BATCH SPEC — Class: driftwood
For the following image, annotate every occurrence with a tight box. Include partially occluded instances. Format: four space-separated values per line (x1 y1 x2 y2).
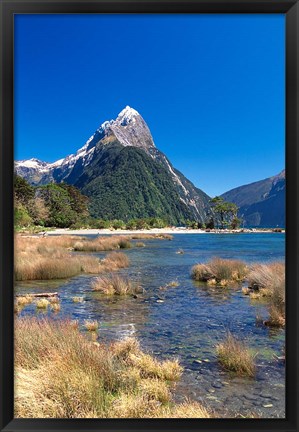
16 292 58 298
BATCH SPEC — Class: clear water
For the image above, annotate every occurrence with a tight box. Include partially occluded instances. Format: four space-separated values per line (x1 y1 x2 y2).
15 233 285 418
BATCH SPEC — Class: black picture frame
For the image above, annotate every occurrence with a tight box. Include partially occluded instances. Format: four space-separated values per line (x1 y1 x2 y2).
0 0 298 431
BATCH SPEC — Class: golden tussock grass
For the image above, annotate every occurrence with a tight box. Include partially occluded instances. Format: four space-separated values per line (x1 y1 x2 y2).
191 264 213 282
16 296 33 306
191 258 247 284
135 242 145 248
84 320 99 331
49 296 60 304
130 234 173 240
102 252 130 271
155 400 211 418
247 262 285 327
35 299 49 309
91 274 142 296
216 332 256 378
50 303 61 312
160 280 179 290
72 296 84 303
73 236 132 252
14 318 207 418
14 235 130 281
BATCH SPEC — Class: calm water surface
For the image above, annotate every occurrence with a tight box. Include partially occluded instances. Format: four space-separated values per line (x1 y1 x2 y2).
16 233 285 418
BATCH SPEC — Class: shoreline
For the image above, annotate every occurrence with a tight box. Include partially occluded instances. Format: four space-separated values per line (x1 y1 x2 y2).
45 227 285 236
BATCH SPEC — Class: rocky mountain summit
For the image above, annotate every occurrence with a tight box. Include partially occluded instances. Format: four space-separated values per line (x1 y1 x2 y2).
16 106 211 223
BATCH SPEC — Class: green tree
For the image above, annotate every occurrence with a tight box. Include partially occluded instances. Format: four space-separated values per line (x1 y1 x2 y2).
210 196 238 229
59 183 89 218
36 184 77 228
14 174 34 205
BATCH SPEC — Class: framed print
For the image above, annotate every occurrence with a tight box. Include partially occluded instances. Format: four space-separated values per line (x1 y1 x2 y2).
0 0 298 431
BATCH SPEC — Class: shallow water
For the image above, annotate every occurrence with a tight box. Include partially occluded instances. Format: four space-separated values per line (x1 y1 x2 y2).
15 233 285 418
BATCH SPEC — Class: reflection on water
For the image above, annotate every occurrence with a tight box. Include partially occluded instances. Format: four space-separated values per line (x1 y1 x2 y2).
15 233 285 418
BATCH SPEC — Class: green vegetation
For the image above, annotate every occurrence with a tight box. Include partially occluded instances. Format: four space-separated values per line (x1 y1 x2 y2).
14 318 211 418
216 333 256 377
78 145 194 225
209 196 241 230
14 175 89 229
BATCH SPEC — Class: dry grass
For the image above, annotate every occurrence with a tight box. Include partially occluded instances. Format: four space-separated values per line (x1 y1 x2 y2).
35 299 49 309
72 296 84 303
191 258 247 284
92 274 142 296
73 236 132 252
16 296 33 306
155 400 211 418
135 242 145 248
102 252 130 270
15 235 131 281
130 234 173 240
216 333 256 377
50 303 61 312
191 264 213 282
84 320 99 332
14 318 207 418
160 280 179 290
49 296 60 304
248 262 285 293
247 262 285 327
208 258 248 282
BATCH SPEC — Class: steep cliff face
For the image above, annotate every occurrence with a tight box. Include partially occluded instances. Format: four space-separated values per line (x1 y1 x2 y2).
15 106 211 223
222 170 285 227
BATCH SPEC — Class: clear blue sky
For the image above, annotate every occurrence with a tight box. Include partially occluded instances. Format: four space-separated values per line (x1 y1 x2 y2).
14 14 285 196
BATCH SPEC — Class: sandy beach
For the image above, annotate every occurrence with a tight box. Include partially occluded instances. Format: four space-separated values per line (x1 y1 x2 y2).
46 227 283 236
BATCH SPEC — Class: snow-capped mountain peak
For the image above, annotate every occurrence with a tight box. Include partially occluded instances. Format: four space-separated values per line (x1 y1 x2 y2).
115 106 140 125
15 105 156 183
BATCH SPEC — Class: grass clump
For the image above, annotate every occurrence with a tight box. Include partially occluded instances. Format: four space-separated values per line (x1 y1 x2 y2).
160 280 179 290
247 262 285 327
191 258 247 285
73 236 132 252
35 299 49 309
16 295 33 306
191 264 213 282
72 296 84 303
216 333 256 377
50 303 61 312
92 274 142 296
102 252 130 271
84 320 99 332
14 318 207 418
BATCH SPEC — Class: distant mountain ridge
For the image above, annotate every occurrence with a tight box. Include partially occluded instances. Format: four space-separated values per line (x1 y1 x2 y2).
15 106 211 224
221 170 285 227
